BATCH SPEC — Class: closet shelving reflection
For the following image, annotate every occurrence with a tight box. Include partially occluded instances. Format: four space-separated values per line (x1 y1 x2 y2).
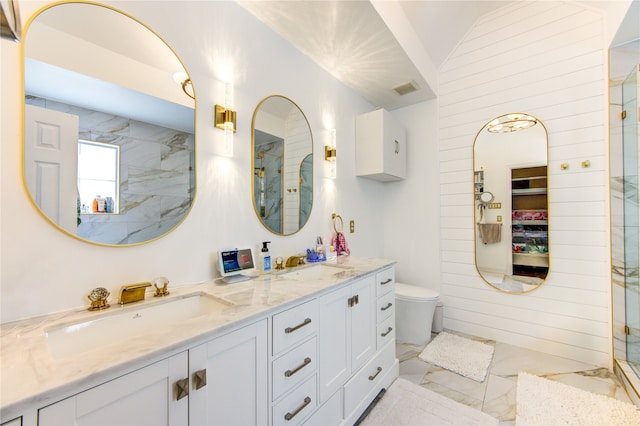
511 166 548 277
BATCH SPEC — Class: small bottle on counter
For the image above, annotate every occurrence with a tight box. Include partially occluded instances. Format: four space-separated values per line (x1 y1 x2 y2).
259 241 271 274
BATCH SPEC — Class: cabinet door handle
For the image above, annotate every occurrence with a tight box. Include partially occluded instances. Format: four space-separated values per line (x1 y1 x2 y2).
285 357 312 377
284 396 312 421
381 302 393 311
194 369 207 390
348 296 354 307
394 140 400 154
381 327 393 337
380 278 393 285
354 294 359 305
285 318 312 334
368 366 383 381
175 378 189 400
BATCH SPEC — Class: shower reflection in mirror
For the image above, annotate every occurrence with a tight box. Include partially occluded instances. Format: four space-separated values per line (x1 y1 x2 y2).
473 113 548 293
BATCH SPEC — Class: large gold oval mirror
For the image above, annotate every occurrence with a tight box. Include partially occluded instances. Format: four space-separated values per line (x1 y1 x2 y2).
252 95 313 235
23 2 195 246
473 113 548 293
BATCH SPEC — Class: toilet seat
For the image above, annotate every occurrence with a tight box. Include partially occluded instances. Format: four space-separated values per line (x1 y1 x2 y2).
395 282 439 301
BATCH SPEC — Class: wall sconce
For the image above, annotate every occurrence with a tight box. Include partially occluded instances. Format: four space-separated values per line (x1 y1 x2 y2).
214 82 236 156
173 71 194 99
325 129 337 178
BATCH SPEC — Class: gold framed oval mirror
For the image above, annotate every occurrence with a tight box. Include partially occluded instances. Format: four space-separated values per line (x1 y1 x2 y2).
473 113 548 293
252 95 313 235
22 2 195 246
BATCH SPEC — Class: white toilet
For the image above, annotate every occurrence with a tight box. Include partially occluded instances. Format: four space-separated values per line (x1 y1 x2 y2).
395 282 440 345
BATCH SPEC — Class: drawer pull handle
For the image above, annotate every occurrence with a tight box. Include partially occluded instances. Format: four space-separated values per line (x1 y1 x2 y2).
285 357 312 377
368 366 383 381
285 318 311 334
284 396 312 421
175 378 189 401
381 302 393 311
380 278 393 285
194 369 207 390
381 327 393 337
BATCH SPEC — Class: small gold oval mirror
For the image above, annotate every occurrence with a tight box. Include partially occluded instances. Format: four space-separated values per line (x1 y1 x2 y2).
22 2 195 246
252 95 313 235
474 113 548 293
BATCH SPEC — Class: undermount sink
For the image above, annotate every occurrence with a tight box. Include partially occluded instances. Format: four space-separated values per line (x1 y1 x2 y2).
46 293 232 358
279 263 353 281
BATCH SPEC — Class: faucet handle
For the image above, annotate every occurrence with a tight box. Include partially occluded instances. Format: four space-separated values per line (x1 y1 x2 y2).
153 277 170 297
88 287 110 311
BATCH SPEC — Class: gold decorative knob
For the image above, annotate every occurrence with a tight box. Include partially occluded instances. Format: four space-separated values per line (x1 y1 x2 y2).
87 287 110 311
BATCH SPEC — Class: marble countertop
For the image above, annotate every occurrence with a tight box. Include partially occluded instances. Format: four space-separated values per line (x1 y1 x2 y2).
0 256 394 419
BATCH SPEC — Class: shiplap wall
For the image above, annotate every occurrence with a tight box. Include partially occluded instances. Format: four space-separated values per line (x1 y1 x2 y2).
438 1 610 366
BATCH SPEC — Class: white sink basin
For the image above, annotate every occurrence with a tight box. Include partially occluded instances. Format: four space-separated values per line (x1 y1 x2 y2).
279 264 353 281
46 293 232 358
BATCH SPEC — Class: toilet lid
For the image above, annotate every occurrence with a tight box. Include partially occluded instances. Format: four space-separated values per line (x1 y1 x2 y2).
395 282 439 301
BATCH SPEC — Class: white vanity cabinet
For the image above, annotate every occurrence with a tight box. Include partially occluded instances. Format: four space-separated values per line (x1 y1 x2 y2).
355 109 407 182
2 260 398 426
189 319 268 426
318 275 376 404
38 351 189 425
37 319 268 426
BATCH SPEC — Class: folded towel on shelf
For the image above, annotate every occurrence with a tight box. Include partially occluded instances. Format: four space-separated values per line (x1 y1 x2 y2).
478 223 502 244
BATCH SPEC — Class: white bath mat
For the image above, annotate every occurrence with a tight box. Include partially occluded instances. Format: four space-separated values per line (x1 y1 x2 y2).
360 378 499 426
516 372 640 425
419 332 494 382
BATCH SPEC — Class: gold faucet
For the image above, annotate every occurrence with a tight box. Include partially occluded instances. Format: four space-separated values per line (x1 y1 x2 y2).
119 282 151 305
285 255 306 268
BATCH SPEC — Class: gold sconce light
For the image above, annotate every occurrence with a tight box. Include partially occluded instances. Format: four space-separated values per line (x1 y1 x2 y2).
215 82 236 156
326 128 337 178
214 105 236 133
325 146 336 161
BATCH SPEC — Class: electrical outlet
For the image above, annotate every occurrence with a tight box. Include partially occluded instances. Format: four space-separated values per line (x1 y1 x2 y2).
350 220 355 233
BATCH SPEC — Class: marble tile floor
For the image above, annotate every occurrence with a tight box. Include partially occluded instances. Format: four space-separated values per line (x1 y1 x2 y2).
397 331 634 425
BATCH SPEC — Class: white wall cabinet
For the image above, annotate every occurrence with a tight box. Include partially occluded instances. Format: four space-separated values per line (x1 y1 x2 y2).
355 109 407 182
38 319 267 426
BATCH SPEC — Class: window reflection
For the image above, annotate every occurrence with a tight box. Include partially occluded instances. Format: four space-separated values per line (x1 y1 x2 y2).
78 140 119 214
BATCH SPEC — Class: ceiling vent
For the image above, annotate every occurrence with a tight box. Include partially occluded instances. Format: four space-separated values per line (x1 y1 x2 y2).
393 80 420 96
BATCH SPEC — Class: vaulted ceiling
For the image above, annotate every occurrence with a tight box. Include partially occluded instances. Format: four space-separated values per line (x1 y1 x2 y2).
238 0 639 111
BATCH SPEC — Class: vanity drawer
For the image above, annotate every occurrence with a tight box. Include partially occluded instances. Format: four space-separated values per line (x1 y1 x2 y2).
375 268 394 297
377 315 395 349
272 374 317 426
273 299 319 355
376 291 395 324
273 337 317 401
344 340 395 418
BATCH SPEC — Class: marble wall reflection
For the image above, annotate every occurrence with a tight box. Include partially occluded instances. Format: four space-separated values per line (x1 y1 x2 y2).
299 155 312 228
254 139 283 234
26 96 195 245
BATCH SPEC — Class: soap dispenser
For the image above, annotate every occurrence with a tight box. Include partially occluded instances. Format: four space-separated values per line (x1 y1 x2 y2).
259 241 271 274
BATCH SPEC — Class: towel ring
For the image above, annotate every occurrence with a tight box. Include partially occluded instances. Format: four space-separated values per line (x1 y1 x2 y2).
333 214 344 233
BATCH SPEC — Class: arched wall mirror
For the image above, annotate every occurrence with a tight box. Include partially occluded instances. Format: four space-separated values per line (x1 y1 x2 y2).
252 95 313 235
473 113 549 293
23 1 195 246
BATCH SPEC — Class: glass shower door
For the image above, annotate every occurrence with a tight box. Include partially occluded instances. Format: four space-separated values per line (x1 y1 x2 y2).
623 65 640 376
